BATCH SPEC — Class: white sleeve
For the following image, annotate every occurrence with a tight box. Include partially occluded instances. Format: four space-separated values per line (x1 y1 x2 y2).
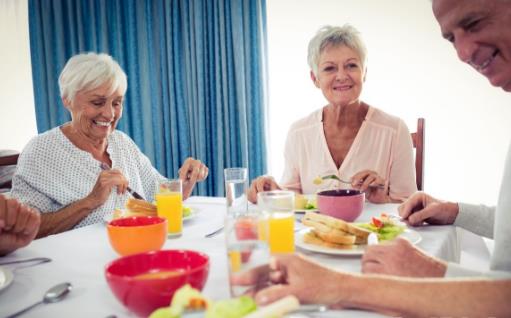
455 203 495 238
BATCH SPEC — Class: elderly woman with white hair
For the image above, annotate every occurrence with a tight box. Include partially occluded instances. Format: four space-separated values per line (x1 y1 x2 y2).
248 25 416 203
11 52 208 238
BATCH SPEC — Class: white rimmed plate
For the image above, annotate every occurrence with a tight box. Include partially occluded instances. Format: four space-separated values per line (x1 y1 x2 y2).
0 266 14 293
103 206 199 224
295 228 422 256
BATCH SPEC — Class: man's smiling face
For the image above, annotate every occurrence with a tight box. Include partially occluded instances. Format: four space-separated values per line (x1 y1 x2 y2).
433 0 511 91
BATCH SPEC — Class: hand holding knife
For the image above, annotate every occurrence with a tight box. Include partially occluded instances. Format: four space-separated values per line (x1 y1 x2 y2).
99 163 146 201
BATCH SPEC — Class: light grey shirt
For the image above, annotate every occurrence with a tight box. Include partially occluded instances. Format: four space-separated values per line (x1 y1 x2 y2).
445 142 511 278
11 127 166 228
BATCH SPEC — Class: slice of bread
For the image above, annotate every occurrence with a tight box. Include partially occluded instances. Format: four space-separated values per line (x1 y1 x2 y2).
312 229 356 245
125 198 157 216
304 211 350 232
303 231 355 250
303 211 372 245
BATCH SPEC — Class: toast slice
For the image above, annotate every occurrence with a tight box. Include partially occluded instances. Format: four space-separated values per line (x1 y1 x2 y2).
303 231 355 250
125 198 157 216
303 211 372 245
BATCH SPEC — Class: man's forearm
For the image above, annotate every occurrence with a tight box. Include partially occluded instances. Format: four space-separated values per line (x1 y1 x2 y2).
340 274 511 317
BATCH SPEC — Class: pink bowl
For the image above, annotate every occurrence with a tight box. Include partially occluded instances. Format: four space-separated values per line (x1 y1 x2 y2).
317 189 365 222
105 249 210 317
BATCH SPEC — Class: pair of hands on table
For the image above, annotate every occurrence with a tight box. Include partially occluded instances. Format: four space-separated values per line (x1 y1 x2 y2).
233 192 461 307
231 253 347 307
86 157 208 209
247 170 390 204
362 192 459 277
0 194 40 256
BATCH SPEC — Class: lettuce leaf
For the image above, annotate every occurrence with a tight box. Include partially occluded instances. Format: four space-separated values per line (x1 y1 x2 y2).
355 223 405 241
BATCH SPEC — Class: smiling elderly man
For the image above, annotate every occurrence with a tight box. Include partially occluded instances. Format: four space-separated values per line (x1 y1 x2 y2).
362 0 511 279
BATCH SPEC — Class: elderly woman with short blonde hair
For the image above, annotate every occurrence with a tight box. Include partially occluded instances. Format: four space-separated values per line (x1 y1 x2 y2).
12 53 208 237
248 25 416 203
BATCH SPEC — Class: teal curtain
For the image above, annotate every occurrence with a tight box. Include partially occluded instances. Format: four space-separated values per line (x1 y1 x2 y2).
28 0 268 196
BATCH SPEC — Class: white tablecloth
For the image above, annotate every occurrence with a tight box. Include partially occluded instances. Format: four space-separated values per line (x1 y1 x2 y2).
0 196 460 318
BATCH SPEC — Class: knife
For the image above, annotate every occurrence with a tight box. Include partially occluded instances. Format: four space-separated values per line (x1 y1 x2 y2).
99 163 146 201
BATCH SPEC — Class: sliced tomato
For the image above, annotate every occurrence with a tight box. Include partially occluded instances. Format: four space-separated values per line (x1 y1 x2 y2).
372 217 384 229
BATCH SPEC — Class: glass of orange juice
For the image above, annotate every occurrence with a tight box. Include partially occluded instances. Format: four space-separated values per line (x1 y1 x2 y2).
257 191 295 254
156 179 182 237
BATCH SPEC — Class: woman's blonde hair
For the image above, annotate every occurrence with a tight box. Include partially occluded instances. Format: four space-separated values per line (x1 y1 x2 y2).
307 24 367 76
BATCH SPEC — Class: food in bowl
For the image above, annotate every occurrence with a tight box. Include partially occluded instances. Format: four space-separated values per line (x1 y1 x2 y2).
105 250 210 317
107 216 167 256
316 189 364 222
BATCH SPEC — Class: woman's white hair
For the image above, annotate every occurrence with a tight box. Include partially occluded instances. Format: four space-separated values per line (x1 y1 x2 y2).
59 52 127 101
307 24 367 76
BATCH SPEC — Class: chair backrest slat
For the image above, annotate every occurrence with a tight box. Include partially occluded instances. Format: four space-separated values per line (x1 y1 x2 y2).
411 118 425 191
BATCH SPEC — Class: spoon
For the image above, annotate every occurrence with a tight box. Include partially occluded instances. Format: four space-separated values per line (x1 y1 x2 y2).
6 282 72 318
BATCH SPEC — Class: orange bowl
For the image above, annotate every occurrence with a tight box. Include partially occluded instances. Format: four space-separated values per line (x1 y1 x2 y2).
107 216 167 256
105 249 210 317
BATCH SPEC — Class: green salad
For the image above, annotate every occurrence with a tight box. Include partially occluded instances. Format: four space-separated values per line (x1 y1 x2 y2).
355 214 405 241
182 206 192 217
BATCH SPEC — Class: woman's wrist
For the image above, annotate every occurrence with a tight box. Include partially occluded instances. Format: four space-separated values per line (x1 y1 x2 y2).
82 195 101 210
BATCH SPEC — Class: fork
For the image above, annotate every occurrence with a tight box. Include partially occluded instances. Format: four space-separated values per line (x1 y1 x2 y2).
321 174 385 189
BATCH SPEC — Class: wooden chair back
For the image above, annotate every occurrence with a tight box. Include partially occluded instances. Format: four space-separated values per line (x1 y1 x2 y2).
0 153 19 190
410 118 425 191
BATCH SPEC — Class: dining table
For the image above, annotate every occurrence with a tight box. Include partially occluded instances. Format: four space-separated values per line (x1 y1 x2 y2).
0 196 460 318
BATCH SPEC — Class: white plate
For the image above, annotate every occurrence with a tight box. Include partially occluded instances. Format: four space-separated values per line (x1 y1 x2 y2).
103 206 199 224
295 228 422 256
0 266 14 293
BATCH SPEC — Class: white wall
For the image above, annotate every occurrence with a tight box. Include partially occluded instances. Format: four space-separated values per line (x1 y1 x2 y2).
0 0 37 152
266 0 511 205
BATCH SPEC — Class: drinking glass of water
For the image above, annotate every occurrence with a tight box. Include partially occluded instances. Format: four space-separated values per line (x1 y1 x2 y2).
226 211 269 297
224 168 248 216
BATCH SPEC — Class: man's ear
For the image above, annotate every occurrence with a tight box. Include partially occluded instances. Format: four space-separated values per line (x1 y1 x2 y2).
310 70 320 88
62 97 71 109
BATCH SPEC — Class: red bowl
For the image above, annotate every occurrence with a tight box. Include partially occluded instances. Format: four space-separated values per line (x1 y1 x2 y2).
317 189 365 222
105 249 210 317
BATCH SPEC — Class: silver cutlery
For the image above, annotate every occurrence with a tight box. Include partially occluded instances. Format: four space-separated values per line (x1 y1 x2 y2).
205 226 224 238
321 174 385 189
100 163 146 201
0 257 51 267
6 282 72 318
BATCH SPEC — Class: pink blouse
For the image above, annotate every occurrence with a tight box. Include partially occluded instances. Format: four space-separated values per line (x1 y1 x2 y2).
280 106 417 202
